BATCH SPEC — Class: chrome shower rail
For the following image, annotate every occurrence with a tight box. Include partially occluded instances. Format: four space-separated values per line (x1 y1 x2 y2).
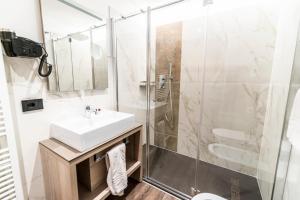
115 0 187 21
145 6 152 180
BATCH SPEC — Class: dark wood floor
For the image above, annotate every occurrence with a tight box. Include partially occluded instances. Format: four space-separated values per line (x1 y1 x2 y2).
107 179 178 200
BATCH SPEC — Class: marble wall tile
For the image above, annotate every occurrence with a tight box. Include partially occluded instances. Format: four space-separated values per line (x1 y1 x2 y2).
177 17 204 158
177 3 278 178
177 82 202 158
116 14 152 145
204 5 277 84
116 15 147 104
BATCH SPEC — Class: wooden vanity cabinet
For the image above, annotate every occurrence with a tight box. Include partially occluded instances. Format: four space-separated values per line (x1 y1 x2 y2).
39 124 143 200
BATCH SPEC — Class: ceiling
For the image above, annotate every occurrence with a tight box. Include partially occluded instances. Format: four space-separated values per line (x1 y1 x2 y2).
72 0 177 19
41 0 178 35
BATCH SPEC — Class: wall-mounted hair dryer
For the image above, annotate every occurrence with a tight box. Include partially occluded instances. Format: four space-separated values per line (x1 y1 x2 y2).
0 30 52 77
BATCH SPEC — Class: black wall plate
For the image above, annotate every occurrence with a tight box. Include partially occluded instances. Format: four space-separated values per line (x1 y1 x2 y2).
21 99 43 112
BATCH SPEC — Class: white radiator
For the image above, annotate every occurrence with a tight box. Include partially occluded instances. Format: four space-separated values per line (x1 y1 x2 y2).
0 49 24 199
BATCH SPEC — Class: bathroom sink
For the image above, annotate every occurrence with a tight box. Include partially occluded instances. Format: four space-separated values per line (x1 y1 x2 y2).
50 110 136 152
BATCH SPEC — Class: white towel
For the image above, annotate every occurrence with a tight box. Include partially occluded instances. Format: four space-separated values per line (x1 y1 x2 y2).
105 143 127 196
287 89 300 149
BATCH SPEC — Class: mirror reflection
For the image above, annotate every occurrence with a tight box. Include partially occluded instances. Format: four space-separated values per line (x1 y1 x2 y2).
41 0 108 92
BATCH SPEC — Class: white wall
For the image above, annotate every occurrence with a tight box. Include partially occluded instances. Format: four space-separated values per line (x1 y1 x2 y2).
0 0 114 199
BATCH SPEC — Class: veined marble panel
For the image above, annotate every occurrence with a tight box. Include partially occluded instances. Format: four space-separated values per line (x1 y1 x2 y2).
177 17 204 158
204 5 276 84
153 22 182 152
116 14 151 145
177 3 277 177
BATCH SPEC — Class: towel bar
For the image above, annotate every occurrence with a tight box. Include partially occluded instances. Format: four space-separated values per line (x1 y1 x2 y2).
94 139 130 162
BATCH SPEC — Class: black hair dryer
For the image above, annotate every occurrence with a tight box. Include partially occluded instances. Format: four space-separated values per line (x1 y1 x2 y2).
0 30 52 77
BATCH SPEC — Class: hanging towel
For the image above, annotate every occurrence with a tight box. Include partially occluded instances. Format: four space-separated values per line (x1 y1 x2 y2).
105 143 127 196
287 89 300 149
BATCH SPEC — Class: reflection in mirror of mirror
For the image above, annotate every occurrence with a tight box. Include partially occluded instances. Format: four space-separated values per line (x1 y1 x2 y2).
40 0 108 92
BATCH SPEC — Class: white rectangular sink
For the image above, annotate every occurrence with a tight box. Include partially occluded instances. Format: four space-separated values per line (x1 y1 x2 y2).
50 110 136 152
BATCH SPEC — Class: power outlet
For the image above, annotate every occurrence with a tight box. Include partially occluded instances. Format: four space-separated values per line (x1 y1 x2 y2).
21 99 43 112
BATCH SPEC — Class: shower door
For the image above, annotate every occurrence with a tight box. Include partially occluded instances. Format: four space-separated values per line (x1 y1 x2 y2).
145 0 280 200
193 1 278 199
115 0 282 199
145 1 206 198
114 1 203 197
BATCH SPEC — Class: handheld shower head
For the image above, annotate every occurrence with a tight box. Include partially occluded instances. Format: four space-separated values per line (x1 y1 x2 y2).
168 63 173 80
164 62 174 129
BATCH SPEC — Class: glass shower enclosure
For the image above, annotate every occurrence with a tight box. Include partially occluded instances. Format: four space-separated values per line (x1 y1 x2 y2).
115 0 293 199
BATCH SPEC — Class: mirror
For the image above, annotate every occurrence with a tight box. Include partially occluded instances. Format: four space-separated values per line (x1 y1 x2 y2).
40 0 108 92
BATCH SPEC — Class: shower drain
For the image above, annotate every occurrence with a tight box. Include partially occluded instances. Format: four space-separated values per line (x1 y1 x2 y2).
230 178 241 200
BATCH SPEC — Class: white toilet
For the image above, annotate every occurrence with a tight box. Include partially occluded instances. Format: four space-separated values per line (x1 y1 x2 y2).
192 193 227 200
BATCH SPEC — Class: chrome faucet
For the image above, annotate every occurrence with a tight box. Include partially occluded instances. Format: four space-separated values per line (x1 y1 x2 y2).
85 105 101 118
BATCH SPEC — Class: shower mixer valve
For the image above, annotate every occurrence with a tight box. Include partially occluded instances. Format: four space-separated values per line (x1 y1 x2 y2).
158 74 167 89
